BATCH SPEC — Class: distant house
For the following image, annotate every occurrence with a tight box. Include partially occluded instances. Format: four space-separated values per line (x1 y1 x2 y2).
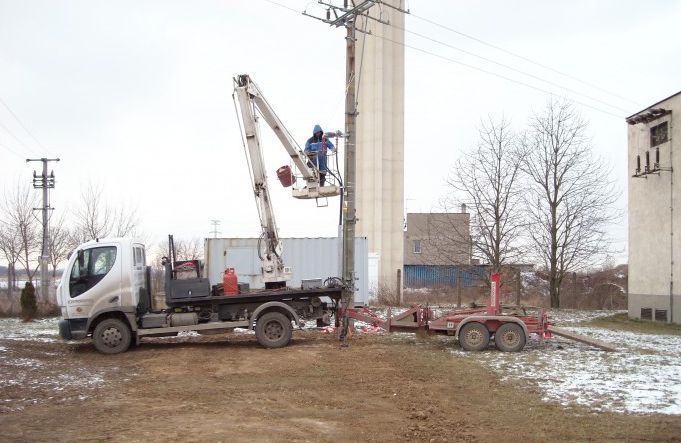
403 212 483 287
627 90 681 324
404 212 472 266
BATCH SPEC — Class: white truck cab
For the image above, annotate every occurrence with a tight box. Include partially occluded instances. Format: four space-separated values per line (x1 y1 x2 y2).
57 238 148 344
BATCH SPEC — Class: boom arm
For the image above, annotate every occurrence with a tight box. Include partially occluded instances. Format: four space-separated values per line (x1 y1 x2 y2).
234 75 340 200
233 75 293 287
235 75 319 184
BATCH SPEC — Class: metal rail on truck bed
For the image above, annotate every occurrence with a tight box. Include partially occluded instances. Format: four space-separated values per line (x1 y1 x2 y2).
165 286 343 308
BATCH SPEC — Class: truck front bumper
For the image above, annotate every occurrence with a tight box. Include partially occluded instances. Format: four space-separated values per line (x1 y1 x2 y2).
59 319 89 340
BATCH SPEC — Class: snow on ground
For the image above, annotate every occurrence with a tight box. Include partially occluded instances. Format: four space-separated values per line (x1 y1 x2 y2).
0 318 121 411
454 310 681 415
349 307 681 415
1 311 680 415
0 318 60 342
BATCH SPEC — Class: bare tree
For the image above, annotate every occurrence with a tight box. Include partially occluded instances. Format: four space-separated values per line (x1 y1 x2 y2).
441 116 527 272
174 237 203 261
521 98 621 308
0 221 22 297
69 181 142 249
48 210 72 278
1 182 41 285
70 182 113 244
151 237 204 267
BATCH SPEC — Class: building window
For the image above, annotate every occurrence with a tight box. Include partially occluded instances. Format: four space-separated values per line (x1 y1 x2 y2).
413 239 422 254
650 121 668 147
641 308 652 320
654 309 668 322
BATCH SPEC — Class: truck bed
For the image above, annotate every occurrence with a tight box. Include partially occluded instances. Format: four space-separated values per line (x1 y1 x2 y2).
165 285 343 308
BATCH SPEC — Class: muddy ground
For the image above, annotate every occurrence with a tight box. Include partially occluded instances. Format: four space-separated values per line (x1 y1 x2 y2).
1 327 680 443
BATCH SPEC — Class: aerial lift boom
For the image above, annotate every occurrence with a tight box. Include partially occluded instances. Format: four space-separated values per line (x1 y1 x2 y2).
233 75 341 288
233 75 340 200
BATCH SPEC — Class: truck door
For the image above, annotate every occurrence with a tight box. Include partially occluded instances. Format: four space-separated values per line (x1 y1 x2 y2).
65 244 122 319
131 244 148 308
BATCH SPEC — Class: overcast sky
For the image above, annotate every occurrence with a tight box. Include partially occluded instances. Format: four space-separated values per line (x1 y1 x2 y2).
1 0 680 265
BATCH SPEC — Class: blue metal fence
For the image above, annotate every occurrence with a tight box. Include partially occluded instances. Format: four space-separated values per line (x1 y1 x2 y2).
404 265 487 288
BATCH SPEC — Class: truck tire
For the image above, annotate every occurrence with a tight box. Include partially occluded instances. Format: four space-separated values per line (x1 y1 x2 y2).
458 322 490 351
92 318 132 355
494 323 526 352
255 312 292 349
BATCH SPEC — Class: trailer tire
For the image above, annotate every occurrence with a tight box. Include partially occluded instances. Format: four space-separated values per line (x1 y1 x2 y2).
255 312 292 349
494 323 526 352
459 322 490 351
92 318 132 355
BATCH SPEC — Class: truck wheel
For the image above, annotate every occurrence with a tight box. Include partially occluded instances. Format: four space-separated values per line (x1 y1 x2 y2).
494 323 526 352
255 312 292 349
458 322 490 351
92 318 132 355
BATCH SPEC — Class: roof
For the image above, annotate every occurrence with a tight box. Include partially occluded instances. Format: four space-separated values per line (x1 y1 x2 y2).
626 90 681 120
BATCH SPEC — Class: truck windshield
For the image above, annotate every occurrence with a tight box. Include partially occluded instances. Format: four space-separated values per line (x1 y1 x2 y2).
69 246 117 297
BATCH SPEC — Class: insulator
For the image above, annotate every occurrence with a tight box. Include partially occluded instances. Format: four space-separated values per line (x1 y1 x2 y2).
656 147 660 164
636 155 641 173
645 151 650 171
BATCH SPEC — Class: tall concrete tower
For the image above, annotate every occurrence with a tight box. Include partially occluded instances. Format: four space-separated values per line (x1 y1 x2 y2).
354 2 405 294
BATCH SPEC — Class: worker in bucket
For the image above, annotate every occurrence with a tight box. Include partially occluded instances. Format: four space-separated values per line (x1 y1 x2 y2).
305 124 336 186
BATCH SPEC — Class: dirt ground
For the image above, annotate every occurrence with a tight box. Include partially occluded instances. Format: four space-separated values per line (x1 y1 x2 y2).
1 328 680 443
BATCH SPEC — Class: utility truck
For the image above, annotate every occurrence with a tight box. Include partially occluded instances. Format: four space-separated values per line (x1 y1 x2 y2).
57 236 342 354
57 74 344 354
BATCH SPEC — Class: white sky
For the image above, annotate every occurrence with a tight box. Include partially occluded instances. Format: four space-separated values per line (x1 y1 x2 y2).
1 0 680 265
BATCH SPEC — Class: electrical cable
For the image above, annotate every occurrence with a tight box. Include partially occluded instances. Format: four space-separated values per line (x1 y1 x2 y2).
396 25 634 115
409 13 644 109
0 139 26 160
0 119 43 157
267 1 639 119
0 95 55 157
378 34 625 119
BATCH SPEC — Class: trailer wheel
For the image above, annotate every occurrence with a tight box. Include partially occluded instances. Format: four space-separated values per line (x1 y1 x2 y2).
459 322 490 351
92 318 132 355
494 323 526 352
255 312 292 349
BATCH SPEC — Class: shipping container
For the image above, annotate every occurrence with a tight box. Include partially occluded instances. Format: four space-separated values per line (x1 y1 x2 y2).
205 237 370 305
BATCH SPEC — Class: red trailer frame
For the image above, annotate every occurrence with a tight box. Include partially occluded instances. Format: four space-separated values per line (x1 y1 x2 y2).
343 273 551 352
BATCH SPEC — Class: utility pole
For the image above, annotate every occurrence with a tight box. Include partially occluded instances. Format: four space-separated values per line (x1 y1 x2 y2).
27 157 60 303
210 220 221 238
305 1 406 342
308 1 377 343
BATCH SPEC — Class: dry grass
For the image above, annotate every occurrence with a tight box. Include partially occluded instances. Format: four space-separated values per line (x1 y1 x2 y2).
583 312 681 336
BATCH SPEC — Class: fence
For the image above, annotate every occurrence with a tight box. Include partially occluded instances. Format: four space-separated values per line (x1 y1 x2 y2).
403 265 487 288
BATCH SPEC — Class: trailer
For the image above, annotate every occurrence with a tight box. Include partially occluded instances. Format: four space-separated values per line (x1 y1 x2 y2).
343 273 551 352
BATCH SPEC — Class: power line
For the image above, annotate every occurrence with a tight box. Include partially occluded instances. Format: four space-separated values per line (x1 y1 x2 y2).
264 0 302 14
380 34 624 119
0 95 54 157
397 25 634 115
0 119 43 157
262 1 629 118
409 13 645 109
0 139 26 160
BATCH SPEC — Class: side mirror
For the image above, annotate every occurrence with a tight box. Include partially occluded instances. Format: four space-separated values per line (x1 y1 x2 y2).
76 250 88 278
